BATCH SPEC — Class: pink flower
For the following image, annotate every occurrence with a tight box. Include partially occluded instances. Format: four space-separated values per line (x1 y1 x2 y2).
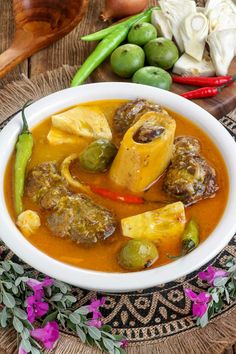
185 289 211 318
26 295 49 323
87 297 106 319
120 339 128 348
18 348 27 354
198 266 228 285
31 321 59 349
27 277 54 293
87 319 102 328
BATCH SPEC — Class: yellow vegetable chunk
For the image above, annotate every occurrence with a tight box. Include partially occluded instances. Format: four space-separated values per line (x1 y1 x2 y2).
121 202 186 243
16 210 41 237
47 127 83 145
51 106 112 140
109 111 176 193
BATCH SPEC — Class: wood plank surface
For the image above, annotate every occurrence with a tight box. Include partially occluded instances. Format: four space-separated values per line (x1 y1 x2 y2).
0 0 28 88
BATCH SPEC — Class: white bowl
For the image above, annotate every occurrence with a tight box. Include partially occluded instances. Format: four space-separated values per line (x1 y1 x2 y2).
0 83 236 293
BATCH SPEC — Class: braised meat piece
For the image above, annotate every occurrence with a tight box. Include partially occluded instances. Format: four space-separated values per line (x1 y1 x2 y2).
163 136 218 205
113 99 166 136
47 194 116 244
25 162 116 244
25 162 69 210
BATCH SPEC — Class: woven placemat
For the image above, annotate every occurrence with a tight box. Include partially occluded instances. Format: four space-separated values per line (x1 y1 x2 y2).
0 66 236 354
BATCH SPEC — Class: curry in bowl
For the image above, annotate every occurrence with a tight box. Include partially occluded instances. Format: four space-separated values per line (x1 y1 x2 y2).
4 99 228 273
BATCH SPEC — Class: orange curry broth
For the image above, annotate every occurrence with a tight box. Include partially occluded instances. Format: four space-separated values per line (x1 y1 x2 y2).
4 100 229 273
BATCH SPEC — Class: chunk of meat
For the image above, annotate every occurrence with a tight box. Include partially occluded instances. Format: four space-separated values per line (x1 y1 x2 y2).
163 136 218 205
25 162 69 210
47 194 116 244
25 162 116 244
113 99 166 136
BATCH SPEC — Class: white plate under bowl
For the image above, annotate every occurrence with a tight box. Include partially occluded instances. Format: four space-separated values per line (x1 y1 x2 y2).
0 83 236 293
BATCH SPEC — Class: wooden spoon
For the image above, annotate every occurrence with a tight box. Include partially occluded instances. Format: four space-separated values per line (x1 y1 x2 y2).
0 0 88 79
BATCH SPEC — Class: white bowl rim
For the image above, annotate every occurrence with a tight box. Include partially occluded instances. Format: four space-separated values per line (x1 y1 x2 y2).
0 82 236 293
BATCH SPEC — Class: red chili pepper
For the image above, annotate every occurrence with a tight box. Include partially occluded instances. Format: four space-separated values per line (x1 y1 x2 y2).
172 74 236 87
180 84 229 100
90 185 144 204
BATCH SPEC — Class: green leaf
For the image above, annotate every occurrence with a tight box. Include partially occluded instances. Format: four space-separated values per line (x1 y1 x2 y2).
20 339 32 353
0 268 5 275
3 292 16 308
13 316 24 333
64 295 77 304
21 328 30 340
3 282 12 290
76 326 87 343
213 277 228 287
199 311 208 328
88 326 102 340
42 311 58 327
103 337 115 352
211 292 219 303
102 325 112 332
75 306 89 315
50 293 63 302
53 280 70 294
10 262 24 275
15 277 29 286
1 261 11 271
12 285 19 295
0 307 8 328
69 313 81 325
13 307 27 320
22 320 34 330
31 347 41 354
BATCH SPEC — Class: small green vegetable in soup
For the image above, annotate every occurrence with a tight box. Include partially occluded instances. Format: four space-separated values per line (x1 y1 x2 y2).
79 139 117 172
118 239 159 271
132 66 172 90
110 44 145 78
144 37 179 70
14 102 34 215
128 22 157 46
181 219 200 255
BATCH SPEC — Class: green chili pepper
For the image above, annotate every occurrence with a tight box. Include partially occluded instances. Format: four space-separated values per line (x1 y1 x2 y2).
81 8 157 42
167 219 200 259
71 25 130 87
181 219 200 255
14 102 34 215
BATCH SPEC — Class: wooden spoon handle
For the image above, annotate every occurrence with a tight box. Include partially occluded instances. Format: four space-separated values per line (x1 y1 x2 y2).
0 46 28 78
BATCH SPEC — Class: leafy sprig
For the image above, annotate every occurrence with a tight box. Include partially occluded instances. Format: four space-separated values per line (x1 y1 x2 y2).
185 257 236 328
0 256 127 354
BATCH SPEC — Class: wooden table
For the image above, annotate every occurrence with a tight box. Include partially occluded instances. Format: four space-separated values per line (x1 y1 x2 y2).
0 1 235 353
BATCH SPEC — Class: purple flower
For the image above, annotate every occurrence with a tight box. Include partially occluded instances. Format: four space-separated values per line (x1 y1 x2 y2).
87 319 102 328
87 297 106 319
31 321 59 349
198 266 228 285
120 339 128 348
18 348 27 354
185 289 211 318
26 295 49 323
27 277 54 293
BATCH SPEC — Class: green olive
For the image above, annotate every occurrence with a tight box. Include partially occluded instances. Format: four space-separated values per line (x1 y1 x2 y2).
79 139 117 172
118 239 159 271
128 22 157 46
